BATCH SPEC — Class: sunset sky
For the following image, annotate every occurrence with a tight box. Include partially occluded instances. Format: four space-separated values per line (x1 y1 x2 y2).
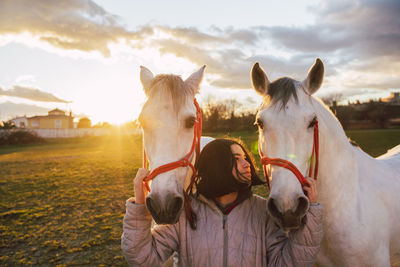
0 0 399 124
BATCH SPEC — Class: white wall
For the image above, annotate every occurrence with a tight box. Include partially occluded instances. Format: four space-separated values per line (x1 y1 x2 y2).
0 128 140 138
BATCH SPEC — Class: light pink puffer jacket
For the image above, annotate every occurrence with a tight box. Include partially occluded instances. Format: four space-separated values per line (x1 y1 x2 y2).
122 194 323 267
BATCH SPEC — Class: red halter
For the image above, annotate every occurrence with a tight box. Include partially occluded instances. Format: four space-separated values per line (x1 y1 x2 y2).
142 98 202 229
259 120 319 190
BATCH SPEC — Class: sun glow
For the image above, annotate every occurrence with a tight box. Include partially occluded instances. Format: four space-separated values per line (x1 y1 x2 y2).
73 86 146 125
76 47 201 125
78 51 200 125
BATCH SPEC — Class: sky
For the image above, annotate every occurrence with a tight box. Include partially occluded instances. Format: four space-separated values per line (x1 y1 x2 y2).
0 0 399 124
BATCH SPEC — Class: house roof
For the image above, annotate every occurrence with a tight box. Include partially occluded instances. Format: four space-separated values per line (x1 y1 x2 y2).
10 116 28 120
29 115 73 120
49 108 64 112
48 108 66 114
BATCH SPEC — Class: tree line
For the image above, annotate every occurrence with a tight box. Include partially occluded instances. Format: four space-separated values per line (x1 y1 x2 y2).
332 101 400 129
201 97 400 132
201 98 257 132
2 97 399 133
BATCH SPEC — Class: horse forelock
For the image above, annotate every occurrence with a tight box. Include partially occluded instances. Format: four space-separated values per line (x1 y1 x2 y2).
147 74 192 113
266 77 298 109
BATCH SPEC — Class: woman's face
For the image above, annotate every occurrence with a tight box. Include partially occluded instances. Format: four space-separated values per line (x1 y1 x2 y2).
230 144 251 184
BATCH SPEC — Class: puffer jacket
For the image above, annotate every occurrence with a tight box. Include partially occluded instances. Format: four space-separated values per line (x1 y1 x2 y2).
122 194 323 267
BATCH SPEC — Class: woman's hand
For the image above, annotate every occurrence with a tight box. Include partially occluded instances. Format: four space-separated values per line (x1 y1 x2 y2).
133 168 150 204
302 177 318 203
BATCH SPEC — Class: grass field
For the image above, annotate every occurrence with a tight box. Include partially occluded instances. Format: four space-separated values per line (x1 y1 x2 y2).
0 129 399 265
345 129 400 157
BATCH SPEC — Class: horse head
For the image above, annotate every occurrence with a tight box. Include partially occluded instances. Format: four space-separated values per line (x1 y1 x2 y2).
138 65 205 224
251 58 324 231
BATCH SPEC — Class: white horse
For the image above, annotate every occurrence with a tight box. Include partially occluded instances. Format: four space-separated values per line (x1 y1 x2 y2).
138 65 213 224
251 58 400 266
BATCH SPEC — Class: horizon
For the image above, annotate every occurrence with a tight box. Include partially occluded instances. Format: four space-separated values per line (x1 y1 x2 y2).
0 0 399 124
3 93 398 127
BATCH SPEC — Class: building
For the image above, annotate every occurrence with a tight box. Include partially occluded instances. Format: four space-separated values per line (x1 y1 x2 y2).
10 108 74 129
382 92 400 105
10 116 29 128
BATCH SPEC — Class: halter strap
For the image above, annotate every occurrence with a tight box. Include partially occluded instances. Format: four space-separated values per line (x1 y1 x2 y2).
142 98 202 229
260 120 319 190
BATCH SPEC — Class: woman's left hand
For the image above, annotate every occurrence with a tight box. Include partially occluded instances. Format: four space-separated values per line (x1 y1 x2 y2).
302 177 318 203
133 168 150 204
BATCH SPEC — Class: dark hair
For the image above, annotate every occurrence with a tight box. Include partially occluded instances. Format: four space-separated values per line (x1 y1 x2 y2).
195 138 264 198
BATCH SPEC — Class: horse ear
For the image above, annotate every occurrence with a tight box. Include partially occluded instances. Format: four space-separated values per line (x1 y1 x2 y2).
303 58 324 95
140 66 154 95
185 65 206 95
251 62 269 95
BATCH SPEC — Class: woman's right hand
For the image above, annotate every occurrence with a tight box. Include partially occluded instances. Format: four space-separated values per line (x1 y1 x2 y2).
302 177 318 203
133 168 150 204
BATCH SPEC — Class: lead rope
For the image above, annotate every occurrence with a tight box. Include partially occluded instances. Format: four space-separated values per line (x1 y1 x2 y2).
183 99 202 229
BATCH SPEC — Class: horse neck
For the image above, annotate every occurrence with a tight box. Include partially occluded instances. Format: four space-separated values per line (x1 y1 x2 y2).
313 99 361 205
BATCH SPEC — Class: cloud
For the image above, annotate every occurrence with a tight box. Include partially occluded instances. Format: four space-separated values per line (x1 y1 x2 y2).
260 0 400 90
262 0 400 59
0 101 50 120
0 1 258 58
156 38 253 89
156 25 259 46
338 69 400 90
257 26 350 54
153 0 400 93
0 85 70 103
156 38 328 89
0 0 328 90
0 0 153 57
1 0 398 97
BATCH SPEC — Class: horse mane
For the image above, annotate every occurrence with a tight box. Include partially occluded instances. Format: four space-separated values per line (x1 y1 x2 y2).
267 77 298 108
147 74 191 112
312 96 356 148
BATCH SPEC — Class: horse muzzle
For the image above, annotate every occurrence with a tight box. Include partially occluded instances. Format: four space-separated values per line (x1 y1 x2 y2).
146 193 184 224
267 195 309 231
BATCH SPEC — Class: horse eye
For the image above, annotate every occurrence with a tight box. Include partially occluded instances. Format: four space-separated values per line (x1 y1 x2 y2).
185 116 196 128
255 118 264 129
308 116 317 129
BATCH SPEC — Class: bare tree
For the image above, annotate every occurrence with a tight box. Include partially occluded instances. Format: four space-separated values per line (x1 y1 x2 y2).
321 93 343 106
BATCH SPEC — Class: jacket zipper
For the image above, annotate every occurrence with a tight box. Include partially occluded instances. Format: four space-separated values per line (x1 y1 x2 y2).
223 214 228 267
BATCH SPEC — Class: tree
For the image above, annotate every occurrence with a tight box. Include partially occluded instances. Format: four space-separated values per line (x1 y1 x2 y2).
323 93 342 105
366 102 389 128
201 96 258 132
0 121 15 129
77 117 91 128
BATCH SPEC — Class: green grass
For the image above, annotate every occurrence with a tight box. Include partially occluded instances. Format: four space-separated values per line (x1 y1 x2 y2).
346 129 400 157
0 135 142 266
0 129 399 265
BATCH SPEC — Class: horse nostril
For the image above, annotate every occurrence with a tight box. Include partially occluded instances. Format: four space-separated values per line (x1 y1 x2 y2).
146 196 161 216
169 197 183 216
267 197 282 220
295 196 309 217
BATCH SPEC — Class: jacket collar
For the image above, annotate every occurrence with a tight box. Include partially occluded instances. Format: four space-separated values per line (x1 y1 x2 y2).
196 188 253 214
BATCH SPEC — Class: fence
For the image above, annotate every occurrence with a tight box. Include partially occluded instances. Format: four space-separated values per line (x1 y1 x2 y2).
0 128 140 138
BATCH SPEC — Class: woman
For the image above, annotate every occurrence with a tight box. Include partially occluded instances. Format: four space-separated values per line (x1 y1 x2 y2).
122 138 323 266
